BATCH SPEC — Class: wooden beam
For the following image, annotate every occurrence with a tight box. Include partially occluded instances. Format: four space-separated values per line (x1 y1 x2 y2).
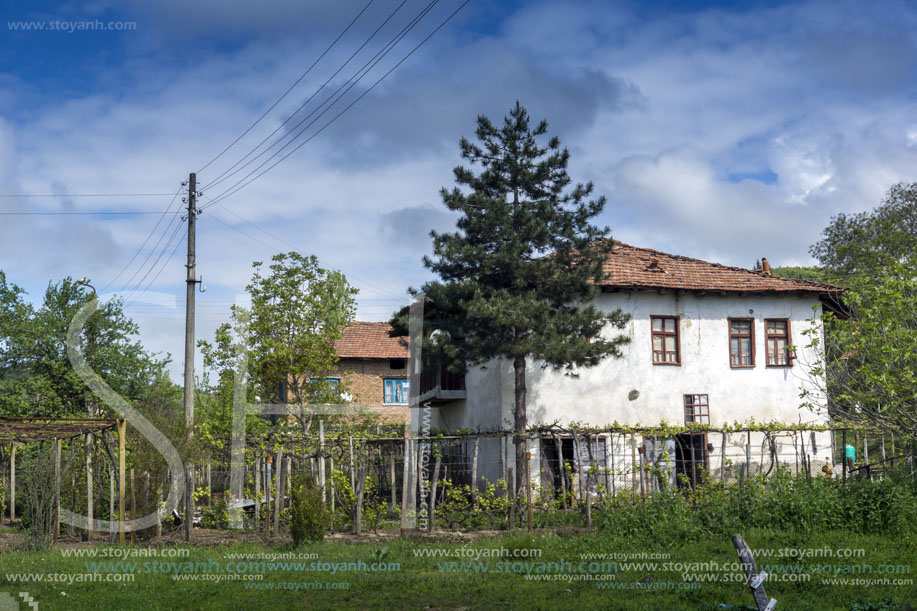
55 439 61 541
118 419 126 545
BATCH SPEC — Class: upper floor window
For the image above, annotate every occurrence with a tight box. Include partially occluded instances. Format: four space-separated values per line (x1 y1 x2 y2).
684 394 710 424
384 378 409 404
728 318 755 367
651 316 680 364
765 319 792 366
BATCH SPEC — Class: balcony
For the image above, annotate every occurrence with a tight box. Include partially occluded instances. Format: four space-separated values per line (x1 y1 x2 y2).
417 363 466 405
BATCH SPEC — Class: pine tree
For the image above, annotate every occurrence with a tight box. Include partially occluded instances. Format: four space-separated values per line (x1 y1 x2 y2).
420 102 630 489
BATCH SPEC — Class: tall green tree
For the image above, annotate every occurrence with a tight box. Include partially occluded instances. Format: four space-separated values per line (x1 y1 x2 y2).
811 182 917 283
215 252 357 435
0 273 167 417
418 102 630 488
800 256 917 436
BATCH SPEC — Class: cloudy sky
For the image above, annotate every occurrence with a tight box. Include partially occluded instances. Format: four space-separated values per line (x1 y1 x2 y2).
2 0 916 381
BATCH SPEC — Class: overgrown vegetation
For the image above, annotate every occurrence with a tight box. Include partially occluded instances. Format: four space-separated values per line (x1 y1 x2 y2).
290 474 329 544
598 467 917 547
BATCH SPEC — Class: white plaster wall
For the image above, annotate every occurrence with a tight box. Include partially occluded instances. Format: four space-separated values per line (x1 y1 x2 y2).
447 291 829 431
411 290 832 488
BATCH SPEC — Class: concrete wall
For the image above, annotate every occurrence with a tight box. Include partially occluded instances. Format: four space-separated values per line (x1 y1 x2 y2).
411 290 832 485
423 290 828 432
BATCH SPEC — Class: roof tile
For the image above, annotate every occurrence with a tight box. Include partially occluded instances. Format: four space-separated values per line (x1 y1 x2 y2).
335 321 408 359
598 242 843 294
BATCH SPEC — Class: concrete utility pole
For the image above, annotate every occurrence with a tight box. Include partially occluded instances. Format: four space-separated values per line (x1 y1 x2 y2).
183 172 198 542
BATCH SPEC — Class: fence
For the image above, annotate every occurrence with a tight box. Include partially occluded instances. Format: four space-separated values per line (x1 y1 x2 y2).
3 426 913 538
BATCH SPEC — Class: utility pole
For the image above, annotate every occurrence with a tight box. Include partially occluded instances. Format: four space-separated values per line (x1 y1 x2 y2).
183 172 197 542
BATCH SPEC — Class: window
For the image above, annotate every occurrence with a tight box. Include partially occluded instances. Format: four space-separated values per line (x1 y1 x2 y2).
684 394 710 424
310 377 340 390
308 377 341 402
728 318 755 367
651 316 680 364
389 358 407 370
384 378 409 404
765 319 792 366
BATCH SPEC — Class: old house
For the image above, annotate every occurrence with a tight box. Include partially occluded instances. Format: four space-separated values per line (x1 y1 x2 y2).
412 242 844 490
329 321 410 424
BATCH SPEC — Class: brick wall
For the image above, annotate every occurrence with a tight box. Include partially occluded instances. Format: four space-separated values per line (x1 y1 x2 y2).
332 357 409 423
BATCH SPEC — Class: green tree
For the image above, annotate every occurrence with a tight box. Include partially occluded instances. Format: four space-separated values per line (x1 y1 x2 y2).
417 102 630 488
810 182 917 283
800 256 917 436
228 252 357 434
0 273 167 418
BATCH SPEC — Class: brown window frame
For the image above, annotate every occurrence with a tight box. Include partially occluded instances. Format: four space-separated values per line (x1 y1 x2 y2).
683 394 710 425
651 315 681 365
765 318 793 366
728 318 755 368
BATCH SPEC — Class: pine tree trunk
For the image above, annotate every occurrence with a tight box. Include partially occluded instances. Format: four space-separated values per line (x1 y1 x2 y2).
513 355 527 494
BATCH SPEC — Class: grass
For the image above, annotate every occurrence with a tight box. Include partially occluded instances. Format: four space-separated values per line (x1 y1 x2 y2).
0 528 914 610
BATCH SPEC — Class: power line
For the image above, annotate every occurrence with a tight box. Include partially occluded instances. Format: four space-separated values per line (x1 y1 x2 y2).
203 198 409 302
196 0 376 175
201 0 410 191
101 182 186 293
121 222 187 308
0 211 181 215
201 0 443 202
201 0 466 210
0 193 175 197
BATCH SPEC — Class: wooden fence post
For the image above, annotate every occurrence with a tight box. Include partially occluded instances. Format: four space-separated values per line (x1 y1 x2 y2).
400 434 409 536
264 455 271 537
604 435 612 499
254 457 261 520
273 449 283 537
525 450 533 532
471 436 480 502
428 451 441 533
390 447 397 509
130 468 135 545
118 418 126 545
85 433 93 541
54 439 61 541
109 469 114 542
721 431 727 483
9 443 14 522
319 420 326 503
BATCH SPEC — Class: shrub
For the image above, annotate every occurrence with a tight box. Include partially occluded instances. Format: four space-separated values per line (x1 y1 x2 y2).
290 474 330 545
201 498 229 530
598 464 917 545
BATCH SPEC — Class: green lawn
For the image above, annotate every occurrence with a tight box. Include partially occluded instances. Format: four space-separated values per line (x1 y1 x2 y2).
1 529 914 610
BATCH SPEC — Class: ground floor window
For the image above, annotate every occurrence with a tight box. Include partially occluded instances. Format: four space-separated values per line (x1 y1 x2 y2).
683 394 710 424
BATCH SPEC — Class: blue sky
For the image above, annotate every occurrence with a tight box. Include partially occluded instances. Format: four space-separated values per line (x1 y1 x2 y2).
2 0 917 381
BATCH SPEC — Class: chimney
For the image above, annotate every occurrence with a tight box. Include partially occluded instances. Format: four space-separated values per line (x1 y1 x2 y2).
761 257 771 274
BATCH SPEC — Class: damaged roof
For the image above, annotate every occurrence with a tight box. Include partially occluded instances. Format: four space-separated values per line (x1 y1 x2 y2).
599 242 844 295
335 321 409 359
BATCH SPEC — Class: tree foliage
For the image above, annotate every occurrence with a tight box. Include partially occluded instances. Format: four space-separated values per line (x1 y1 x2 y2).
801 257 917 436
198 252 357 440
0 273 168 418
800 182 917 435
810 182 917 282
417 102 630 488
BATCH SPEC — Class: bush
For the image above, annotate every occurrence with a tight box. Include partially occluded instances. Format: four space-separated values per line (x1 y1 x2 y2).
598 465 917 546
290 474 330 545
201 498 229 530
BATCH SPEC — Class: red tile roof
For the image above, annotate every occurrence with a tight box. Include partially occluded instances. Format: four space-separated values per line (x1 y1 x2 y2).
598 242 843 294
335 322 409 359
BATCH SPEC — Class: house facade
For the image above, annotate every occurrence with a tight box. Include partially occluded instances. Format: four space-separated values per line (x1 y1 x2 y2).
330 321 410 424
412 242 844 489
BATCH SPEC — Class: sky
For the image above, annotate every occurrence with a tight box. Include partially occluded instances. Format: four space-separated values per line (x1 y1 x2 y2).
1 0 916 382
